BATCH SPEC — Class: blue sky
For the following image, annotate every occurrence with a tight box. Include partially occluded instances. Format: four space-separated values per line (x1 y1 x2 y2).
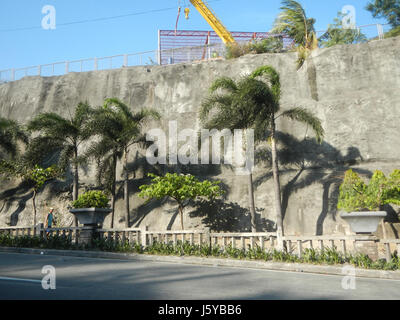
0 0 388 70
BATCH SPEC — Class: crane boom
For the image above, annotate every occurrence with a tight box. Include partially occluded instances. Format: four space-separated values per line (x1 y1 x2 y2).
189 0 236 44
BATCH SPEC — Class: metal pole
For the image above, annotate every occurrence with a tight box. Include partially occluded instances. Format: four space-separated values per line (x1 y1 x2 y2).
377 24 384 40
158 29 162 65
94 58 98 71
123 54 128 67
65 61 69 74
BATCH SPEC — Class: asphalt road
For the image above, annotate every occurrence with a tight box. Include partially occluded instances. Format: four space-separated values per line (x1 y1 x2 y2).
0 252 399 300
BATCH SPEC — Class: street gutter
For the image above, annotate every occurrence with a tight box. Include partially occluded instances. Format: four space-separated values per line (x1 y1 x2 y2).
1 246 400 280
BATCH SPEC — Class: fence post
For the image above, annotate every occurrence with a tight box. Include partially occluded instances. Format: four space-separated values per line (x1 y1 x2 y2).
385 242 391 262
35 223 43 237
123 54 128 67
190 233 194 245
11 69 15 81
204 227 211 249
141 226 148 247
377 24 384 40
341 239 346 254
94 58 98 71
65 61 69 74
297 240 303 258
38 65 41 76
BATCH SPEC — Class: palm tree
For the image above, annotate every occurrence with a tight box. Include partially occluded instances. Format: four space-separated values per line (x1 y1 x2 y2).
27 102 93 226
272 0 318 68
0 117 28 160
86 98 160 228
201 66 324 248
200 75 273 232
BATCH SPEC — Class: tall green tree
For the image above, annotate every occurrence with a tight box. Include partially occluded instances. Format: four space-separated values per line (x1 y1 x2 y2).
200 66 324 247
0 161 60 228
200 75 274 232
366 0 400 28
139 173 223 230
0 117 28 160
27 102 93 226
86 98 160 228
319 12 367 47
272 0 318 68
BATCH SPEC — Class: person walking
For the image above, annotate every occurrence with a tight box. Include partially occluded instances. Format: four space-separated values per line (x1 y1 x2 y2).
45 207 55 237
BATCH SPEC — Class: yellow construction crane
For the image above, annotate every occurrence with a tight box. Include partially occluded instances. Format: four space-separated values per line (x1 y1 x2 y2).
186 0 236 44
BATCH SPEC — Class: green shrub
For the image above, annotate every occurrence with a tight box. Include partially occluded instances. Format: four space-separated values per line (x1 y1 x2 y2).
225 37 284 60
225 42 252 59
2 232 400 271
384 26 400 38
72 190 110 208
248 37 284 54
337 169 400 212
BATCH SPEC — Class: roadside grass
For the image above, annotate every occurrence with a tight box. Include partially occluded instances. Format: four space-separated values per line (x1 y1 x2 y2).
1 233 399 271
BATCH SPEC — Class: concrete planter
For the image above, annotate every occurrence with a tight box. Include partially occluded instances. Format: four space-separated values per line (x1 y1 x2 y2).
340 211 387 234
69 208 111 227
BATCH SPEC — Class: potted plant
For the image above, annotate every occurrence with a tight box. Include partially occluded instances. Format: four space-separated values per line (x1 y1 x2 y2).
69 190 111 227
338 169 400 234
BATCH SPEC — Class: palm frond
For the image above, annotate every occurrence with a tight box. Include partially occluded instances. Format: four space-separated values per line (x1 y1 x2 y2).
23 136 64 167
209 77 239 93
250 66 281 102
272 0 316 48
200 94 234 124
0 118 29 159
279 107 324 143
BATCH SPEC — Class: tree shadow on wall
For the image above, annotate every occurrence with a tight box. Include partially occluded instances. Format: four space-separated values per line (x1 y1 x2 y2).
0 181 33 226
188 198 276 232
123 151 227 229
254 131 371 235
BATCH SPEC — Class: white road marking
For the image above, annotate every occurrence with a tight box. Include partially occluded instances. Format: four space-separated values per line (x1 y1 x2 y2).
0 276 41 284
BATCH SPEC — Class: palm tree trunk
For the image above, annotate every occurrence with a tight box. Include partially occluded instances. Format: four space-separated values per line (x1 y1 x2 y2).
123 148 130 228
110 153 117 229
271 119 284 250
73 145 79 227
248 172 257 232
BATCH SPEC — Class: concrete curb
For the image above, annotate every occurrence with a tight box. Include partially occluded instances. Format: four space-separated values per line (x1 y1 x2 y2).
1 246 400 280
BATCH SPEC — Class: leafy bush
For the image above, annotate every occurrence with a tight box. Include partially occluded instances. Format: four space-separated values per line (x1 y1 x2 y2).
337 169 400 212
225 37 285 59
72 190 110 208
139 173 223 229
249 37 284 54
319 12 367 48
225 42 252 59
385 26 400 38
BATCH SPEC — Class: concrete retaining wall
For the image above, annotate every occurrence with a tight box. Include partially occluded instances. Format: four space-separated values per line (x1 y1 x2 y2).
0 37 399 235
